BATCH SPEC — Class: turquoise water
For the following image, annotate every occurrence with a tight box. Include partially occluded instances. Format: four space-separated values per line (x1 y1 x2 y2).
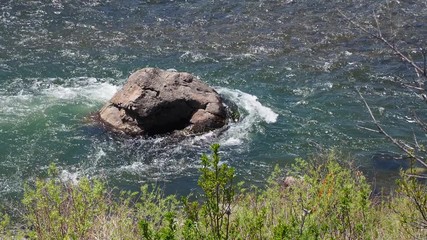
1 0 427 198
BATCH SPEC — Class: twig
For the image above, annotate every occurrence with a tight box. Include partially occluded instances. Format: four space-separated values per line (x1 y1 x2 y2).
413 132 421 151
423 48 427 77
373 11 383 39
357 89 427 169
413 112 427 133
338 9 426 78
405 174 427 179
357 125 381 133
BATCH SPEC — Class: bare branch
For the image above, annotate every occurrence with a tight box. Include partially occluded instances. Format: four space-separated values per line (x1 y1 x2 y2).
357 89 427 169
357 125 381 133
405 174 427 179
413 132 421 151
338 9 426 78
373 11 382 39
423 48 427 77
413 112 427 133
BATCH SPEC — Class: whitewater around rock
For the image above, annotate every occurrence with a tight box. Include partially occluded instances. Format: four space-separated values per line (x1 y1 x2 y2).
98 68 227 136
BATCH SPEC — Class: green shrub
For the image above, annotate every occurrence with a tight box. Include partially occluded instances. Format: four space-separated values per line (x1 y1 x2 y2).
198 143 235 240
228 151 376 240
1 145 425 239
20 164 181 240
135 185 180 240
179 143 236 240
22 163 107 239
393 173 427 239
275 153 374 239
0 211 10 237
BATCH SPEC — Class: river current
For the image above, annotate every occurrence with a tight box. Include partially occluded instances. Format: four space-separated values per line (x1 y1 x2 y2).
1 0 427 198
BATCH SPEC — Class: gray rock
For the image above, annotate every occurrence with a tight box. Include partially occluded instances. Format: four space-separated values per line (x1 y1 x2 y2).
98 68 227 136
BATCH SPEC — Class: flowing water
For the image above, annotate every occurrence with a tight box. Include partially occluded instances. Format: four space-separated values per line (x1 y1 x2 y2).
1 0 427 199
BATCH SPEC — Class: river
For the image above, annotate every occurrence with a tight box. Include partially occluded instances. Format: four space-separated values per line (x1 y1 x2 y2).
1 0 427 199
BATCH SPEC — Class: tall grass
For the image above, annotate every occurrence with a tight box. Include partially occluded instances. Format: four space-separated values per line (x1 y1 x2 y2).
1 146 426 239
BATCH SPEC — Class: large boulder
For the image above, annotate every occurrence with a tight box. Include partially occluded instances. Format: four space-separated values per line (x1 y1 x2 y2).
98 68 227 136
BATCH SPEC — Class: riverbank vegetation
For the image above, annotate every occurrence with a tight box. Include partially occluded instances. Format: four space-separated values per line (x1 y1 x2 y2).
0 145 426 239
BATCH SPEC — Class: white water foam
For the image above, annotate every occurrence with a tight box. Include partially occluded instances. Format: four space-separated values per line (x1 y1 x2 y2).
0 174 22 195
97 88 279 179
0 93 40 118
1 82 278 185
0 78 119 124
117 154 192 181
179 51 219 63
216 87 278 146
42 80 119 102
60 169 80 184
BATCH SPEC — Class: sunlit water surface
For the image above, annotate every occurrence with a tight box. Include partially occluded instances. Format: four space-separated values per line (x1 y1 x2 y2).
1 0 427 199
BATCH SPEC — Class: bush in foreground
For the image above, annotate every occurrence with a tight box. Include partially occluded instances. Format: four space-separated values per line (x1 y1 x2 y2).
1 145 426 239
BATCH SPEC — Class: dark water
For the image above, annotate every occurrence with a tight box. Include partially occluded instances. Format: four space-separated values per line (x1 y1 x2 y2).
1 0 427 199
